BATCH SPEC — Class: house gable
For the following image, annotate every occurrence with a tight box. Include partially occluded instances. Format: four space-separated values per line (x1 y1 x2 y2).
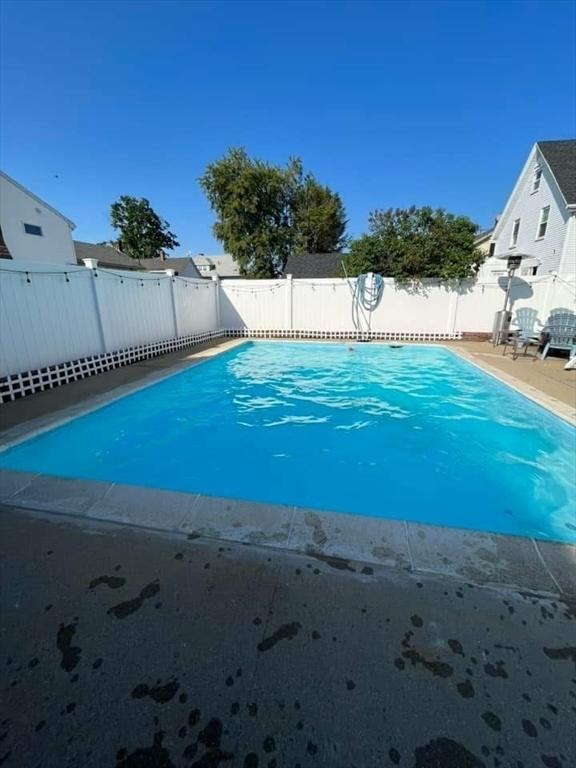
491 143 571 274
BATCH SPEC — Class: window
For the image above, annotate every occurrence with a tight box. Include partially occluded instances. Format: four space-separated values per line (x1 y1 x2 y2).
537 206 550 239
532 166 542 193
510 218 520 247
23 223 43 236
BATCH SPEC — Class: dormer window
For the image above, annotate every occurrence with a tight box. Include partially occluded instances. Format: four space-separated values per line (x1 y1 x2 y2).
532 166 542 193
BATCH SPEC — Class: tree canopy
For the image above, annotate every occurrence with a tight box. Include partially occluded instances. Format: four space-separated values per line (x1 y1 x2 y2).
110 196 179 260
199 148 347 278
342 207 482 281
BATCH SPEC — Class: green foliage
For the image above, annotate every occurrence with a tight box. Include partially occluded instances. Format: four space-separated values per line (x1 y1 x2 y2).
342 206 482 281
199 148 347 278
292 175 347 255
110 196 179 260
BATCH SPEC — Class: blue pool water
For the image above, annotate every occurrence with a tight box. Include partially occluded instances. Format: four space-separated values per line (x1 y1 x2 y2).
1 342 575 542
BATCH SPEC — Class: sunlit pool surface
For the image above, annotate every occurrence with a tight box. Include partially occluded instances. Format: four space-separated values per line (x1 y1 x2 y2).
1 342 575 543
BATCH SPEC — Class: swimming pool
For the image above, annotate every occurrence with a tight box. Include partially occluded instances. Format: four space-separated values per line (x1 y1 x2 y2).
1 342 574 543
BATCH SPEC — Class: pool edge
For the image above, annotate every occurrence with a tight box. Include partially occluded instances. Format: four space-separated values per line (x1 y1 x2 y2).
1 468 574 599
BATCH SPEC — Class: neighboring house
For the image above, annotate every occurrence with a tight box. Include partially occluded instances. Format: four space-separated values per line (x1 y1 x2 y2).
474 227 495 257
283 252 344 278
193 253 241 278
482 140 576 278
74 241 201 277
0 171 76 265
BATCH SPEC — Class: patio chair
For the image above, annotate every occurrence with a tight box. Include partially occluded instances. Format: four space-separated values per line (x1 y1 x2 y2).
502 307 541 359
540 310 576 361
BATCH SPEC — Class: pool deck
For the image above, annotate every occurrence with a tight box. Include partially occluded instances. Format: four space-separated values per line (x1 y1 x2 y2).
1 503 574 767
1 338 575 766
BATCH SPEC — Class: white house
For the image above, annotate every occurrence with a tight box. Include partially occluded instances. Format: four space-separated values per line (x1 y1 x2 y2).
193 253 241 278
480 140 576 278
0 171 77 265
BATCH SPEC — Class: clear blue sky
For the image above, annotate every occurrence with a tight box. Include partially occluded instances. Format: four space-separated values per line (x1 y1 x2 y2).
1 0 575 255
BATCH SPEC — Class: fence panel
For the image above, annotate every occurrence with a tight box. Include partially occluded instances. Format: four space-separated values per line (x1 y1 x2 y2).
0 264 103 376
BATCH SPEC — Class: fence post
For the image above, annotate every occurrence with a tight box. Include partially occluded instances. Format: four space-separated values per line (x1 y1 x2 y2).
212 275 221 329
166 269 179 338
286 274 293 331
82 258 107 354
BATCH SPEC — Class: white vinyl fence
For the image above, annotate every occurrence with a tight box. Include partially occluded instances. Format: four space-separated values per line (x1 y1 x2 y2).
1 260 575 399
0 261 219 379
221 274 576 337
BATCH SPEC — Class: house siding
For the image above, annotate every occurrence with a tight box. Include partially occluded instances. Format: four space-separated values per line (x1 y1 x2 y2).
0 174 76 266
492 146 569 274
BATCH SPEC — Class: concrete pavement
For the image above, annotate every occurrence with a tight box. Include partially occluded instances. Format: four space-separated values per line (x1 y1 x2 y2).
1 505 574 768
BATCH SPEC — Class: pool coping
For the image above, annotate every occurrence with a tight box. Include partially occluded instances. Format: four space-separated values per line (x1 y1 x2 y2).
1 466 574 599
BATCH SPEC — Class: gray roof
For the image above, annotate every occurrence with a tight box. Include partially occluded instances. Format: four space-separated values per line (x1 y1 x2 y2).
284 252 344 279
537 140 576 205
474 228 494 244
74 241 200 276
192 253 240 278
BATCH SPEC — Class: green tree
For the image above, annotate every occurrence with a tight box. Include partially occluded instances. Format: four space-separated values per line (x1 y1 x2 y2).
342 206 482 281
199 148 347 278
292 174 347 254
110 196 179 260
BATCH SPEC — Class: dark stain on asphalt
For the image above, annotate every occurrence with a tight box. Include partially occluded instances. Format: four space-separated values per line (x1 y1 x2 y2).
56 623 81 672
401 649 453 678
194 717 233 763
108 580 160 619
311 630 321 640
306 741 318 755
88 575 126 591
243 754 259 767
413 738 485 767
481 711 502 732
309 552 356 572
263 736 276 753
389 747 400 764
345 679 356 690
411 615 423 628
484 661 508 678
521 719 537 738
457 680 475 698
188 709 201 727
543 646 576 664
361 566 373 575
116 731 173 767
541 756 563 768
131 678 179 703
448 639 464 656
92 658 103 670
258 622 301 652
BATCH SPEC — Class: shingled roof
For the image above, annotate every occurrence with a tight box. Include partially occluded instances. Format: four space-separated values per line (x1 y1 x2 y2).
284 252 344 278
537 139 576 205
74 241 201 276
